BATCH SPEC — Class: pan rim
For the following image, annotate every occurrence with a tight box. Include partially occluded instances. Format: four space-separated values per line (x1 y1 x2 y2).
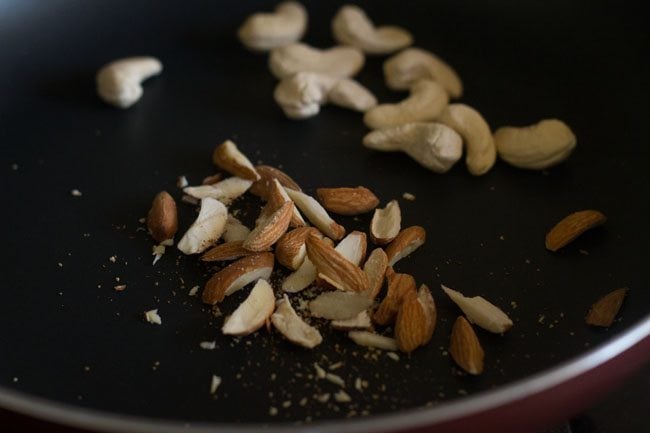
1 314 649 433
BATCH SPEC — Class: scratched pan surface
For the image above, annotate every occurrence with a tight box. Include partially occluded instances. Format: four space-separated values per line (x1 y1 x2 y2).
0 0 649 432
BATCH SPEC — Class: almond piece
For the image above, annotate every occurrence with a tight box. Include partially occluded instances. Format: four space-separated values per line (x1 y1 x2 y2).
545 210 607 252
201 240 255 262
285 188 345 240
331 310 372 330
177 198 228 254
306 234 369 292
385 226 426 266
276 227 320 270
258 179 306 228
370 200 401 245
282 256 318 293
202 173 223 185
441 285 513 333
212 139 260 181
244 201 293 251
373 269 415 326
249 165 302 200
334 231 367 266
147 191 178 243
316 186 379 215
183 177 253 205
363 248 388 300
348 331 398 351
309 291 373 320
202 252 274 304
272 294 323 348
222 215 251 243
395 284 436 352
222 279 274 336
585 288 628 327
449 316 484 375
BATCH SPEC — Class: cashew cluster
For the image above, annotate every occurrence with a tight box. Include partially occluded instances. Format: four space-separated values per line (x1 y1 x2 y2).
96 57 162 108
269 43 365 79
238 1 308 51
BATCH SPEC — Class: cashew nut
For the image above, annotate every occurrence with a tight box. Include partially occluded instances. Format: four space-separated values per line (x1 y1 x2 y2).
96 57 162 108
269 43 364 79
331 5 413 55
274 72 376 119
363 80 448 129
383 47 463 99
237 1 308 51
363 122 463 173
436 104 496 176
494 119 577 170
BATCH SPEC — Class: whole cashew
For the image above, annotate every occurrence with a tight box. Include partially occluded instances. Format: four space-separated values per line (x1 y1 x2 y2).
363 80 449 129
363 122 463 173
384 47 463 98
437 104 496 175
331 5 413 55
494 119 577 170
269 43 364 79
237 1 308 51
96 57 162 108
274 72 377 119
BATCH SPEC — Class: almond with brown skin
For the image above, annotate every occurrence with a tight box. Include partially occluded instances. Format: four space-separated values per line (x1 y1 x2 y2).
147 191 178 243
305 233 369 292
244 201 293 252
202 173 223 185
545 209 607 252
370 200 401 245
275 227 320 270
363 248 388 300
385 225 426 266
449 316 484 375
258 179 306 228
373 269 416 325
316 186 380 215
395 290 428 352
249 165 302 199
212 139 260 181
201 240 256 262
202 252 274 305
585 288 628 327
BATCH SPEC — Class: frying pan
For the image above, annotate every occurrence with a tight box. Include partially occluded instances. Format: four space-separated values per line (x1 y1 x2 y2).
1 0 649 432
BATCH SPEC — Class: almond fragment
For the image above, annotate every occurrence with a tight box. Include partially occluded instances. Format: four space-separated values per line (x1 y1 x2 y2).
331 311 372 330
259 179 306 228
202 173 223 185
373 269 415 326
545 210 607 252
282 256 317 293
276 227 320 270
333 231 367 266
202 252 274 304
147 191 178 243
285 188 345 240
222 215 251 243
178 198 228 255
272 294 323 348
183 177 253 205
449 316 484 375
441 285 513 333
309 291 373 320
585 288 628 327
385 226 426 266
370 200 401 245
363 248 388 300
222 279 275 336
212 139 260 181
306 234 369 292
201 240 255 262
395 284 436 352
244 201 293 251
316 186 380 216
348 331 398 351
249 165 302 200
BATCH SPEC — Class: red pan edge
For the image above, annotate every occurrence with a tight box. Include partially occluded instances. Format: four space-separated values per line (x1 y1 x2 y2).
1 315 648 433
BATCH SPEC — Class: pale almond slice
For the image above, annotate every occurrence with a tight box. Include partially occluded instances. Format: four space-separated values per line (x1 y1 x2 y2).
249 165 302 200
370 200 401 245
212 139 260 181
373 269 415 326
285 187 345 240
331 310 372 330
334 231 367 266
441 284 513 333
362 248 388 300
271 294 323 348
449 316 484 375
585 287 628 327
276 227 320 270
282 256 317 293
316 186 379 216
178 197 228 255
222 215 251 243
222 279 275 336
202 252 274 304
385 225 426 266
394 284 436 352
306 233 369 292
348 331 398 351
183 177 253 205
201 240 255 262
243 201 293 251
309 291 373 320
147 191 178 243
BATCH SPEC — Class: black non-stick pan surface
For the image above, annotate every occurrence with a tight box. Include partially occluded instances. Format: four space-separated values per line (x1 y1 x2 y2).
1 0 649 431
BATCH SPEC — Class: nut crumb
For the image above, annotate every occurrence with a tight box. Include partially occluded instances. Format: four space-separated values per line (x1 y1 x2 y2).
11 163 18 171
329 361 344 370
210 375 222 394
144 309 162 325
152 244 166 265
334 390 352 403
70 189 82 197
12 377 18 382
314 363 326 379
200 341 217 350
354 377 363 392
114 284 127 292
138 217 146 224
314 393 331 403
386 352 400 361
109 256 117 263
325 372 345 387
402 192 416 201
189 286 199 296
282 400 291 408
268 406 278 416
